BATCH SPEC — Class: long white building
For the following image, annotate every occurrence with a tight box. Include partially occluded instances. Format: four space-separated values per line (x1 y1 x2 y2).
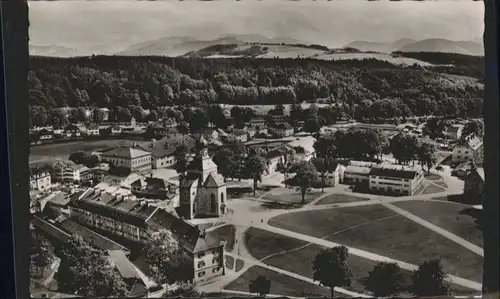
368 164 424 196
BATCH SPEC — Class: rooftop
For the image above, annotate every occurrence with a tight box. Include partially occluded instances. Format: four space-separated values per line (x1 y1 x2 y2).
369 164 422 180
146 208 223 253
344 165 372 174
72 189 157 228
107 250 140 280
138 135 195 159
101 146 151 159
455 133 483 150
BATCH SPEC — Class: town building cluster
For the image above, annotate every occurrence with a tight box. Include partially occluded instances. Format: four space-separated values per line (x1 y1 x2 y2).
29 109 486 296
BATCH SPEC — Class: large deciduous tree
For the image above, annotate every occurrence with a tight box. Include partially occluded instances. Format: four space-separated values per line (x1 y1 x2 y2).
410 259 450 297
292 161 318 204
312 246 352 299
54 235 128 297
145 229 193 285
363 262 406 297
245 151 268 196
249 275 271 296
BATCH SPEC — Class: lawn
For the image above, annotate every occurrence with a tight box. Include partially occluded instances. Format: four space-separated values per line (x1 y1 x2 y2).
224 266 331 298
245 227 309 260
315 194 369 205
262 187 322 205
268 204 483 282
235 259 245 272
244 229 476 295
325 215 483 283
421 183 446 195
392 200 483 248
226 256 235 270
207 225 236 252
269 204 397 240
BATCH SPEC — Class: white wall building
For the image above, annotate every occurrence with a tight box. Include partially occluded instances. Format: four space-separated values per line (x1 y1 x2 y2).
452 133 484 164
30 171 52 192
100 146 152 174
368 164 424 196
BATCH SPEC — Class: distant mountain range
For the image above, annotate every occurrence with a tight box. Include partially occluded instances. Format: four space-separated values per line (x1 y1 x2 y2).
29 35 484 58
344 38 484 56
116 34 308 57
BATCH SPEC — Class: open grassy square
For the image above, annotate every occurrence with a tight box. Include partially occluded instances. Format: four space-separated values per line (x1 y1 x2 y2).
421 183 446 195
245 227 309 260
324 214 483 282
244 228 476 295
269 204 397 239
315 194 370 205
392 200 483 247
207 225 236 252
224 266 331 298
268 204 483 283
262 187 322 205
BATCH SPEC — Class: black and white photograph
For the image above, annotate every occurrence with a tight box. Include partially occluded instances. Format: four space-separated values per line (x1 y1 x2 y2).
22 0 491 298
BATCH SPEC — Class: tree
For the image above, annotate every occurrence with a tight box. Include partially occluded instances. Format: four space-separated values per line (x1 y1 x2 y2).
163 282 203 297
249 275 271 296
207 105 228 129
312 246 353 298
213 148 236 180
245 152 267 196
311 157 328 192
463 119 484 136
313 135 337 159
55 235 128 297
304 116 326 138
173 144 190 176
410 259 450 297
417 143 437 174
390 133 421 165
92 109 106 124
189 109 209 133
292 161 318 204
145 229 193 284
363 262 406 297
30 232 54 279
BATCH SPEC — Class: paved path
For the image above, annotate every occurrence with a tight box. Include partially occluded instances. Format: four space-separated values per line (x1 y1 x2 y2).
252 223 482 292
383 203 484 257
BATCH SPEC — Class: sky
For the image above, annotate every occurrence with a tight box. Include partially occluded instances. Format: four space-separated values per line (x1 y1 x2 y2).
28 0 484 55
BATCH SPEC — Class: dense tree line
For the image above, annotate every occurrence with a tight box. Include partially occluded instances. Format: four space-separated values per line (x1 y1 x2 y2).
29 56 483 120
394 52 484 80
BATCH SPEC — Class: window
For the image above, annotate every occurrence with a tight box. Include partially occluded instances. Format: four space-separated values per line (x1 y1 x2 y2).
198 271 205 278
221 192 224 203
212 256 219 264
198 261 206 268
197 252 205 258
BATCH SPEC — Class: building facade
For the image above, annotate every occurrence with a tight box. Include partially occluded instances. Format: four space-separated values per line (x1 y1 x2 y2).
131 176 178 200
463 165 485 204
178 137 227 220
452 133 484 164
445 124 464 141
368 164 425 196
145 208 226 283
30 171 51 192
100 146 152 174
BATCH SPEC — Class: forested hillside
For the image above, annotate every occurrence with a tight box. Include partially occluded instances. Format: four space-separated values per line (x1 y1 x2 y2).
29 55 484 119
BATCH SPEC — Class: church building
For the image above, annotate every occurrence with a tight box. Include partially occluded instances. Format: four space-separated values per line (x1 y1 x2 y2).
178 136 227 220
